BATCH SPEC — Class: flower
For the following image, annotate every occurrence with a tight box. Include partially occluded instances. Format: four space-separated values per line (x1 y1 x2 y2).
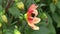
25 4 41 30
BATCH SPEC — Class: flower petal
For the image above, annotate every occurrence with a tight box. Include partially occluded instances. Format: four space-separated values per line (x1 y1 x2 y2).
28 22 39 30
32 10 38 16
29 4 38 9
28 4 38 12
33 17 41 24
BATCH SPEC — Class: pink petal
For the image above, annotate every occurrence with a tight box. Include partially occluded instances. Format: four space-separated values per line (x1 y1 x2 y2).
28 4 38 12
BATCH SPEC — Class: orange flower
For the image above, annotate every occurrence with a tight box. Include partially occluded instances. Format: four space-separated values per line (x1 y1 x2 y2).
25 4 41 30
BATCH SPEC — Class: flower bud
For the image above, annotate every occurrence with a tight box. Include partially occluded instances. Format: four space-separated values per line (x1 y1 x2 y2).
14 0 19 2
43 13 48 18
0 23 2 27
1 15 8 23
16 2 24 10
24 13 27 19
40 13 48 19
53 0 58 4
14 29 21 34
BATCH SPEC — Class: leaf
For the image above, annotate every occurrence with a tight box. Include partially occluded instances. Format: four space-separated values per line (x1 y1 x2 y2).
50 3 56 13
32 27 50 34
0 31 2 34
46 13 56 34
8 7 20 18
57 23 60 27
46 13 52 24
52 13 60 27
48 24 56 34
0 0 2 5
40 4 46 8
56 1 60 9
24 28 33 34
0 5 3 11
3 29 13 34
25 0 35 9
35 0 40 3
24 23 34 34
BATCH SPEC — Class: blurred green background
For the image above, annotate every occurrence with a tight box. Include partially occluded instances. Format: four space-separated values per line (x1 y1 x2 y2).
0 0 60 34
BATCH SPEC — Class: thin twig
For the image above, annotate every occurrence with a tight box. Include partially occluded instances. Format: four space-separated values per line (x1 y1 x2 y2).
5 0 14 13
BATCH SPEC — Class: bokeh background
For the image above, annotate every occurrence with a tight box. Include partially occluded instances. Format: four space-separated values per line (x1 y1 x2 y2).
0 0 60 34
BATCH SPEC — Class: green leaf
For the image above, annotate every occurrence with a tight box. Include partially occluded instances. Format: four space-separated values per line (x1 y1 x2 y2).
0 5 3 11
3 29 13 34
24 23 34 34
57 23 60 27
24 28 33 34
47 23 56 34
8 7 20 18
35 0 40 3
56 1 60 9
0 30 2 34
32 27 50 34
25 0 35 9
0 0 2 5
50 3 56 13
40 4 46 8
56 8 60 15
52 13 60 27
46 13 52 24
46 13 56 34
